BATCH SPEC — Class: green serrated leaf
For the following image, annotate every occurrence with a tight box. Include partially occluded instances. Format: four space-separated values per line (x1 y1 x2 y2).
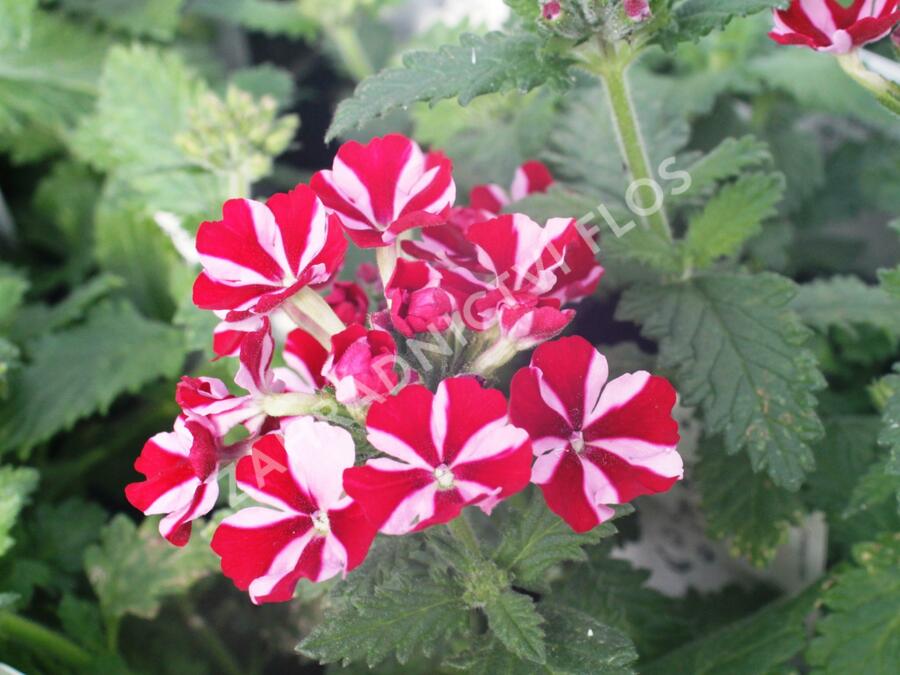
0 301 186 458
807 535 900 674
876 373 900 509
492 487 624 591
618 273 825 489
642 582 819 675
673 135 772 199
73 44 204 172
299 567 468 667
326 31 572 140
0 267 28 327
683 172 784 269
60 0 184 41
664 1 787 45
0 466 39 558
230 64 296 109
58 594 105 652
541 603 637 674
190 0 318 38
94 181 179 320
697 439 804 564
483 589 546 664
11 274 124 344
845 456 900 518
450 603 638 674
0 12 108 162
0 0 36 49
792 276 900 338
84 514 216 625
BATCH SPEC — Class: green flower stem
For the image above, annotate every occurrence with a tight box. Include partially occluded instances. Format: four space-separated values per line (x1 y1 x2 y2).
326 25 374 82
596 44 673 242
837 50 900 116
291 286 346 338
375 241 399 287
0 612 93 668
447 512 482 559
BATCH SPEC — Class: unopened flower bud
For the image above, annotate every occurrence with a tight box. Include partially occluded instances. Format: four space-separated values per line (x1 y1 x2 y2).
624 0 651 22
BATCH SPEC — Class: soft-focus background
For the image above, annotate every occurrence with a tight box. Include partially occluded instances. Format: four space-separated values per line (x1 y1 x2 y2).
1 1 899 673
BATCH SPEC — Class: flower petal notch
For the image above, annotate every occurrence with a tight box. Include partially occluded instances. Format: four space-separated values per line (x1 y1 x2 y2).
211 417 377 604
311 134 456 248
193 184 347 320
343 376 532 534
769 0 900 53
509 336 683 533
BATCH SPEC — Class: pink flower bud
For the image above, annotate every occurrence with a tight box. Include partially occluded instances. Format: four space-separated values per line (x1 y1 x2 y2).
541 0 562 21
384 259 454 337
624 0 651 22
323 325 398 404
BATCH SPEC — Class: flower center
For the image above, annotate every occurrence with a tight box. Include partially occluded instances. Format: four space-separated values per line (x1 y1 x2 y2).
570 431 586 454
311 510 330 535
434 464 455 490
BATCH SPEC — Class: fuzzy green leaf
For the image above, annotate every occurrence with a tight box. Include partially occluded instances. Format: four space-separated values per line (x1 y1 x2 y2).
792 276 900 337
618 273 825 489
73 44 204 172
492 488 625 591
0 12 107 161
641 583 819 675
84 514 216 624
190 0 318 38
0 267 28 327
326 32 572 140
697 439 804 564
60 0 184 41
807 535 900 674
663 1 788 45
457 602 638 674
876 373 900 508
0 0 36 49
673 136 772 199
484 588 546 664
298 565 469 667
0 466 39 558
0 301 186 457
683 172 784 269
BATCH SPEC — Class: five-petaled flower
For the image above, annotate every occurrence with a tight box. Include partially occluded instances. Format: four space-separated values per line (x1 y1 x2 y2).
343 377 532 534
211 417 377 604
509 336 683 533
770 0 900 53
311 134 456 248
193 184 347 321
125 416 221 546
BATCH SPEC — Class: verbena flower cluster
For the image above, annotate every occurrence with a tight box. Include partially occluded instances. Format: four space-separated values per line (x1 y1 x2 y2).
125 133 684 605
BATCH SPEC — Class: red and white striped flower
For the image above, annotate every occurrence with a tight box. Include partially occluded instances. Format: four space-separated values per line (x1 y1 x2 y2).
469 160 554 214
770 0 900 53
509 336 682 533
311 134 455 248
125 417 221 546
193 184 347 320
211 418 377 604
343 377 532 534
402 160 554 273
461 214 578 343
322 325 399 404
